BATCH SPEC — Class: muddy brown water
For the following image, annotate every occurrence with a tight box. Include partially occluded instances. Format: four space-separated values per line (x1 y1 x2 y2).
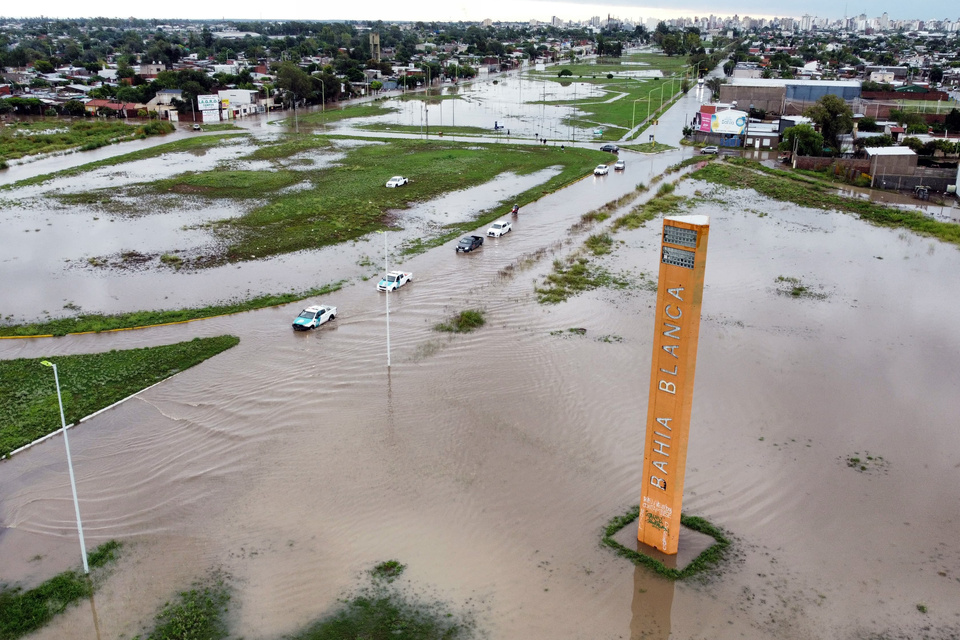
3 71 959 639
3 166 960 639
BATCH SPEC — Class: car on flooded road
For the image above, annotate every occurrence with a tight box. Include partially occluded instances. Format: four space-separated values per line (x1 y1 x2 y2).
377 271 413 292
700 146 719 155
292 305 337 330
600 144 619 153
385 176 409 188
487 221 512 237
614 160 626 171
594 164 609 176
456 235 484 252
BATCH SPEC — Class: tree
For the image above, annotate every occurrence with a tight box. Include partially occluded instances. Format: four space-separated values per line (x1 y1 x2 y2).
275 61 314 101
705 77 725 100
370 80 383 94
805 94 852 156
62 100 87 117
779 123 824 156
944 108 960 134
929 66 944 84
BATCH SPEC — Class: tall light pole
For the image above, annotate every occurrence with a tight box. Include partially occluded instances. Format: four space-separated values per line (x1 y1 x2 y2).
41 360 89 575
381 231 391 369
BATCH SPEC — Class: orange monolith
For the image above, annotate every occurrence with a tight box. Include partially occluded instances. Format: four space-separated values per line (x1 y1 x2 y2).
638 215 709 554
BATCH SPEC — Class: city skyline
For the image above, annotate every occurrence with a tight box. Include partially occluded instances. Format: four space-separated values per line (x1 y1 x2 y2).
3 0 958 26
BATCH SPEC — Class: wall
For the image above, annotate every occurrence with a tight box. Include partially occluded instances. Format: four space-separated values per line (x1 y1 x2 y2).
794 156 871 172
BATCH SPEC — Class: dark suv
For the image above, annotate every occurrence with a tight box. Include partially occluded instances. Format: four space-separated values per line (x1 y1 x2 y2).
456 235 484 253
600 144 619 153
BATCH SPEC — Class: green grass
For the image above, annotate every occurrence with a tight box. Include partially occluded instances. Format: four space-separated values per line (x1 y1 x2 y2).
0 541 122 640
0 282 343 337
133 576 230 640
601 506 731 580
0 336 239 457
584 233 615 255
527 55 692 141
240 134 333 161
290 591 470 640
287 103 397 126
356 123 494 136
536 257 629 304
434 309 485 333
147 169 305 197
0 133 248 191
0 120 174 162
612 194 686 231
693 158 960 246
620 142 675 153
371 560 406 582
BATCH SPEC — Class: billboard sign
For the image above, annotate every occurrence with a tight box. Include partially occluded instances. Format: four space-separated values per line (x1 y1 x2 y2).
197 94 219 111
699 109 747 134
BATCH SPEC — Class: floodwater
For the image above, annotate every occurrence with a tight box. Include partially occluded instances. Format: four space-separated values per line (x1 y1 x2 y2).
3 66 960 640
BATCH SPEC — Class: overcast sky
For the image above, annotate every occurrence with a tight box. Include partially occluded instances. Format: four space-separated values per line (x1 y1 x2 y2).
8 0 958 24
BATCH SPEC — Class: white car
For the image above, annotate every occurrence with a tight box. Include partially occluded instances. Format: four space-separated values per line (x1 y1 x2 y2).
487 221 512 237
292 305 337 331
385 176 408 188
594 164 609 176
614 160 626 171
700 146 719 155
377 271 413 292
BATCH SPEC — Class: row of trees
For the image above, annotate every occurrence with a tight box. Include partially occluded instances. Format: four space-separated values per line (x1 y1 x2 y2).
781 95 960 157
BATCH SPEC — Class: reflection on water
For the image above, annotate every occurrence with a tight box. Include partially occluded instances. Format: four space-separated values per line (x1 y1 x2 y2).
630 567 674 640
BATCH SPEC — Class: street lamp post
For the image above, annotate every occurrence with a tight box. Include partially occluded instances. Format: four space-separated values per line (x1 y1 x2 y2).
40 360 89 575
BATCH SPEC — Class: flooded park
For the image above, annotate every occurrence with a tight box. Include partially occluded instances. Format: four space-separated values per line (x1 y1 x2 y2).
2 65 960 639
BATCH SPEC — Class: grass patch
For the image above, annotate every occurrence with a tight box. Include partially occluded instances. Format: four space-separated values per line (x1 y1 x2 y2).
536 256 629 304
584 233 615 255
693 158 960 247
0 336 239 457
0 541 122 640
133 575 230 640
774 275 827 299
357 124 493 137
434 309 485 333
287 103 397 127
147 169 304 197
100 137 603 266
0 133 248 192
371 560 406 582
665 155 715 174
0 282 343 337
240 134 333 161
0 120 173 162
289 564 474 640
601 506 731 580
612 194 686 231
620 142 675 153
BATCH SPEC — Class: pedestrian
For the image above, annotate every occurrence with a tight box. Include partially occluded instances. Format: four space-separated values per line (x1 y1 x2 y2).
561 144 565 151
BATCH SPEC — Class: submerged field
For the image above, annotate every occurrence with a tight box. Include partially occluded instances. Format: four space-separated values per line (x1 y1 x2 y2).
2 164 959 639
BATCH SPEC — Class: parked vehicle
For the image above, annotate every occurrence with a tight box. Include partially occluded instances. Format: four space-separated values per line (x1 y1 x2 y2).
377 271 413 292
456 235 484 252
487 221 512 237
594 164 609 176
614 160 626 171
600 144 619 153
701 146 719 155
292 305 337 330
192 124 201 131
385 176 409 188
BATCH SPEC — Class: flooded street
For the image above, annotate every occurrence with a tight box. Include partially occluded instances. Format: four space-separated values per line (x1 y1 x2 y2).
2 69 960 640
